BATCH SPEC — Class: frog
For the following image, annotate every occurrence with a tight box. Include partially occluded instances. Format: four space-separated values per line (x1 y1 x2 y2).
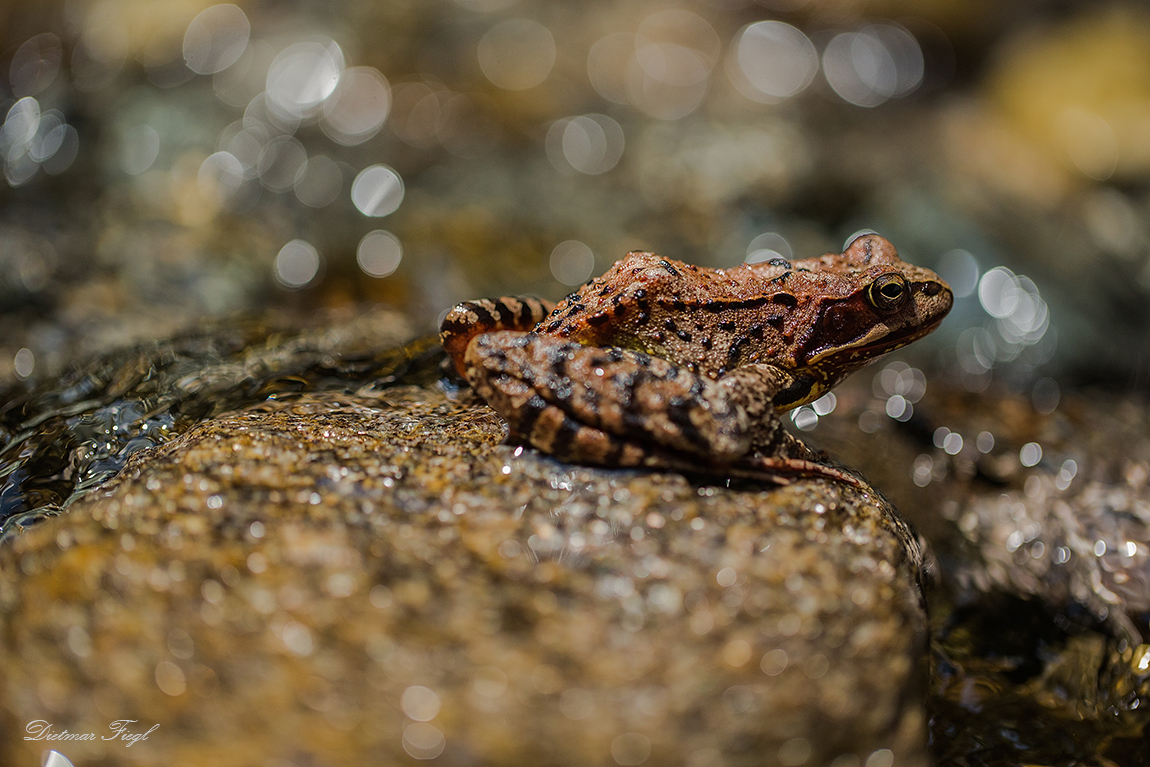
440 233 953 485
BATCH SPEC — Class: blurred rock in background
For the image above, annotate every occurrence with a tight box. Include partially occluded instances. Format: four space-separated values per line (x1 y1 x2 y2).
0 0 1147 397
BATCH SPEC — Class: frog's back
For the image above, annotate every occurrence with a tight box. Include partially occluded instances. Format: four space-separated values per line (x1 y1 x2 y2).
536 234 949 379
537 251 809 375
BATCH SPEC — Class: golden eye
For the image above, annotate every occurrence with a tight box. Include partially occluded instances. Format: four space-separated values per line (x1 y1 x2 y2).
867 273 908 312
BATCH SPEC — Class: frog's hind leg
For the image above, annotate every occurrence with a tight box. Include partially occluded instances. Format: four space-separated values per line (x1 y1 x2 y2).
440 296 555 377
503 399 861 488
472 335 864 486
466 332 755 462
503 400 652 468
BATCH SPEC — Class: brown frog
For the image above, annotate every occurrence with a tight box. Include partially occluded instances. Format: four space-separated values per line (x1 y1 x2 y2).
440 234 952 484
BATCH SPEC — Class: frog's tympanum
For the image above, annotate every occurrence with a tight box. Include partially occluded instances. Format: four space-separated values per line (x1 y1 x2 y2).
440 234 952 484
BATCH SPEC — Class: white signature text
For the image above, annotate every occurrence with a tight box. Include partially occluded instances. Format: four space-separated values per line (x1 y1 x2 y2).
25 720 159 747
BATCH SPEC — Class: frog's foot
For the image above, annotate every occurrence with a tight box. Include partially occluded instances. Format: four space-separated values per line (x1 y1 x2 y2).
466 331 753 461
440 296 555 377
726 454 868 489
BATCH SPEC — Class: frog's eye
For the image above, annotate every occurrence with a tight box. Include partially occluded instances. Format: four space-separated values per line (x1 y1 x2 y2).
867 273 908 313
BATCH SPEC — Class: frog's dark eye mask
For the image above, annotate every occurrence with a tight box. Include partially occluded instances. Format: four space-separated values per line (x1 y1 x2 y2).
866 273 909 313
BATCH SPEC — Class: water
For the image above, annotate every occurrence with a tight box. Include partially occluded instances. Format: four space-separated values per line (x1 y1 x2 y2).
0 319 443 539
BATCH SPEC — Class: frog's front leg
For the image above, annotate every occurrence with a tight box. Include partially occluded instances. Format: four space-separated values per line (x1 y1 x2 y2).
466 332 773 462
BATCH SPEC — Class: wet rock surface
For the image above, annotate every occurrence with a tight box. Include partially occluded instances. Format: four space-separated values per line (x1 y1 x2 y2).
813 380 1150 634
805 373 1150 764
0 307 426 531
0 381 930 766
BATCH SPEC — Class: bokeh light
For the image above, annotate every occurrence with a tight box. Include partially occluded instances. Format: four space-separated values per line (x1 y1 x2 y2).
198 151 244 203
265 40 344 119
746 232 793 264
727 21 818 104
357 230 403 277
936 249 980 298
545 114 625 175
629 10 718 119
13 348 35 379
184 5 251 76
274 239 321 288
119 125 160 176
351 165 404 217
478 19 555 91
550 240 596 286
822 25 924 108
321 67 391 146
257 135 307 192
2 98 78 186
403 722 446 759
10 33 62 96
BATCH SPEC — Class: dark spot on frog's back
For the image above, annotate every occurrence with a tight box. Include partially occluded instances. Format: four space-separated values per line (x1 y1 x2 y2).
730 296 771 311
587 313 611 327
727 336 749 367
767 257 792 269
773 293 797 308
658 259 681 277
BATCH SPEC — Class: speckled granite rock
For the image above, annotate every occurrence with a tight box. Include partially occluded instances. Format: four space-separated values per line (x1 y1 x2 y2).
0 384 930 767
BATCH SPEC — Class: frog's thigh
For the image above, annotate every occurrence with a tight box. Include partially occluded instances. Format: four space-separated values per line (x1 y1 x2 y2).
467 332 751 461
440 296 555 377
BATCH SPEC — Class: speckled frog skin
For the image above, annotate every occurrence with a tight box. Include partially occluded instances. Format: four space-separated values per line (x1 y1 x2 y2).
440 234 952 483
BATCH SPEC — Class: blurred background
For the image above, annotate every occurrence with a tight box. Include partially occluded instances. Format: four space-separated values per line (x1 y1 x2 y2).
1 0 1149 402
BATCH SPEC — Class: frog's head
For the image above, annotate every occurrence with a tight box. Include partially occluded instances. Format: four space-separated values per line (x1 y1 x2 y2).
774 234 953 409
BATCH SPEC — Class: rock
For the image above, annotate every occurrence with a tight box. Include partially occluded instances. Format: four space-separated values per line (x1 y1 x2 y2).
801 367 1150 759
0 378 930 766
812 375 1150 640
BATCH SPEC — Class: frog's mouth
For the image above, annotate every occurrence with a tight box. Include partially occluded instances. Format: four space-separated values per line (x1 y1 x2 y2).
781 314 947 410
773 373 820 410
